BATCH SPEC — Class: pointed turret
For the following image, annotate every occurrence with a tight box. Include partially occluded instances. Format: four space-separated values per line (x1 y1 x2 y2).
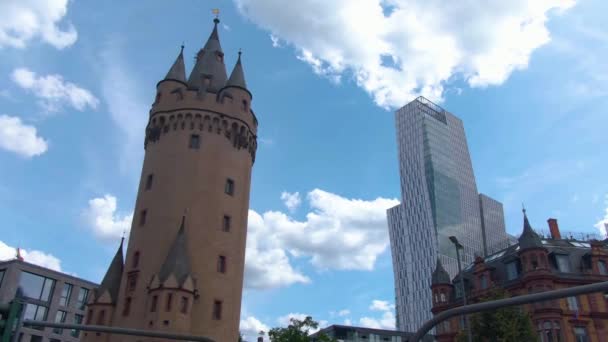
432 258 451 285
225 50 250 94
158 216 191 285
187 18 228 92
164 45 186 83
94 238 124 304
518 208 543 249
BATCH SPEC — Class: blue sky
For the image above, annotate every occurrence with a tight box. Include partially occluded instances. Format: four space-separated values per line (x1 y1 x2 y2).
0 0 607 339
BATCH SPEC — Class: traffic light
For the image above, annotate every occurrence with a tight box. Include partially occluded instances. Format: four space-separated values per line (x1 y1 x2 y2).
0 300 21 342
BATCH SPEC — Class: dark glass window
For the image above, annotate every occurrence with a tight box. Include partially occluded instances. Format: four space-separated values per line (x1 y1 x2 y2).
506 261 518 280
150 295 158 312
145 174 154 190
574 327 588 342
599 260 607 275
166 293 173 312
140 210 147 226
19 272 55 302
180 297 189 314
222 215 231 232
127 273 138 292
77 288 89 310
123 297 132 316
225 179 235 196
217 256 227 273
556 255 571 272
480 275 488 289
212 300 222 320
133 251 140 269
189 134 200 149
30 336 42 342
0 269 5 288
72 314 83 337
24 304 47 330
53 310 67 334
59 283 73 307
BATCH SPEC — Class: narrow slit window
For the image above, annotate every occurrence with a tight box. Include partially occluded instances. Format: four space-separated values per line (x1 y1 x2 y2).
145 174 154 190
189 134 200 149
150 295 158 312
218 256 227 273
123 297 132 316
166 293 173 312
225 179 235 196
212 300 222 320
222 215 231 232
140 210 147 226
180 297 189 314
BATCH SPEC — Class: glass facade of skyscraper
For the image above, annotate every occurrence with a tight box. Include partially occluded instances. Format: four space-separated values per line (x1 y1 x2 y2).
388 97 508 332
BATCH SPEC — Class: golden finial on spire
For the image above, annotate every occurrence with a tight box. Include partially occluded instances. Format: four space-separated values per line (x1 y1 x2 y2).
212 8 220 18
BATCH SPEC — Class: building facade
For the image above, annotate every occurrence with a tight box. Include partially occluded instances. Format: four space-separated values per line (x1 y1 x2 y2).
82 17 258 342
0 257 98 342
387 97 509 332
310 324 434 342
432 212 608 342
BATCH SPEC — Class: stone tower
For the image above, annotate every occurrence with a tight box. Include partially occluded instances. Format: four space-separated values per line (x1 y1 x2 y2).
83 17 258 342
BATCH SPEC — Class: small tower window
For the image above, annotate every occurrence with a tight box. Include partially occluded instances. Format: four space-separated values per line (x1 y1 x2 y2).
225 178 235 196
150 295 158 312
217 255 227 273
222 215 231 232
86 310 93 325
166 293 173 312
127 273 138 291
599 260 608 275
155 92 161 104
145 174 154 190
139 209 147 226
97 310 105 325
212 300 222 320
123 297 132 316
133 251 140 269
180 297 189 314
189 134 200 149
242 100 248 112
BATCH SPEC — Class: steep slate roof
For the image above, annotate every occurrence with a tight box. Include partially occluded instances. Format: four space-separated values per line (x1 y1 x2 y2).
518 209 543 250
225 51 248 92
164 45 186 83
158 216 191 285
432 258 451 285
187 18 228 92
95 238 124 303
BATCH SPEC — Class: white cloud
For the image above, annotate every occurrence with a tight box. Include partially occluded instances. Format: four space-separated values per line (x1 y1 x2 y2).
276 313 327 334
280 191 301 212
594 194 608 237
369 300 394 312
338 309 350 317
11 68 99 112
0 0 77 49
0 114 48 157
359 311 395 330
223 24 231 31
240 316 270 341
0 240 62 271
270 34 282 47
234 0 575 108
82 195 133 242
245 189 398 289
343 318 352 326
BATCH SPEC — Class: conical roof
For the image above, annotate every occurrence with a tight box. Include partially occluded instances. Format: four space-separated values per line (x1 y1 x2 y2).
164 45 186 83
226 51 248 91
158 216 191 285
518 209 543 249
187 18 227 92
95 238 124 303
431 258 451 285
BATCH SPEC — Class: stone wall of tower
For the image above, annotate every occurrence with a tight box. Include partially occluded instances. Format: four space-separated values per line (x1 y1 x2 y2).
109 74 257 342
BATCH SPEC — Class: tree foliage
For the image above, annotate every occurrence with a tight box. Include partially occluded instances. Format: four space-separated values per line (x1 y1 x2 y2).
268 316 337 342
457 289 538 342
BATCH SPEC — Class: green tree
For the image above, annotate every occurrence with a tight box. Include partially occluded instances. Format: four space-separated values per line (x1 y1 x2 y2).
268 316 337 342
457 289 538 342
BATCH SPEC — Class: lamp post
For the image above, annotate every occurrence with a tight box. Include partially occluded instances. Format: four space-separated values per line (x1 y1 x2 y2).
449 236 472 342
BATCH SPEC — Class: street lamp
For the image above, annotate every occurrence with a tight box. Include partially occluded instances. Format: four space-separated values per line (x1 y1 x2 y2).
449 236 472 342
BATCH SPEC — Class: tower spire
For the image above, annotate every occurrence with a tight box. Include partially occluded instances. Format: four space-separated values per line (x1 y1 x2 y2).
93 238 124 304
187 17 227 91
225 48 250 95
164 44 187 83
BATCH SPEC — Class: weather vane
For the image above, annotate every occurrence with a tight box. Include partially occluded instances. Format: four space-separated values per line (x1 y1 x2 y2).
212 8 220 18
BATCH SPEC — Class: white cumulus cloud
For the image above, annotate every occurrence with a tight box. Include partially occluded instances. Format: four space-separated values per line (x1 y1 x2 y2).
82 195 133 242
11 68 99 112
0 114 48 157
245 189 398 289
280 191 301 212
234 0 576 108
240 316 270 341
595 194 608 237
276 313 327 334
0 0 77 49
360 299 396 329
338 309 350 317
0 240 62 271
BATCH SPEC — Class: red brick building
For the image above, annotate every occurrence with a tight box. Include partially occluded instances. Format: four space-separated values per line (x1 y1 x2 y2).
431 210 608 342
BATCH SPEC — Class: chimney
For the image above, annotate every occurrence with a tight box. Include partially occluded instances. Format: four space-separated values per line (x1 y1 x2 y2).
547 218 561 239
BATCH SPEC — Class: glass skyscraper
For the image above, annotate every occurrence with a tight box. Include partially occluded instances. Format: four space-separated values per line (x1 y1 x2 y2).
388 97 508 332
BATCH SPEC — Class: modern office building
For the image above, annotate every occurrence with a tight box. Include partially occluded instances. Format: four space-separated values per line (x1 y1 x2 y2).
0 254 98 342
432 213 608 342
387 97 509 332
309 324 434 342
82 17 258 342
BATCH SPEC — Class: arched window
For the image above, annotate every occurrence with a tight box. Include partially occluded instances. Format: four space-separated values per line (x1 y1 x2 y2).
133 251 140 269
440 293 446 302
480 274 488 289
242 99 248 112
599 260 607 275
